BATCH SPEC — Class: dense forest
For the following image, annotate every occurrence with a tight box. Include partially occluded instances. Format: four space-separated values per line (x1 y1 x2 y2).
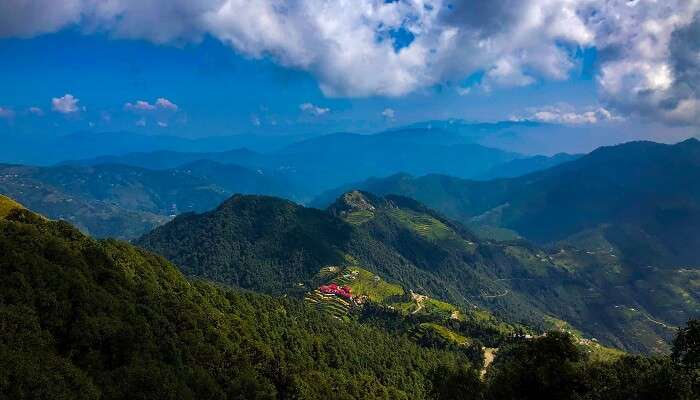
138 192 693 353
1 196 699 399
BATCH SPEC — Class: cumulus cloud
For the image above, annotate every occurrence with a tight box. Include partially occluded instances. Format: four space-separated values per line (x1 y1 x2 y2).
156 97 178 111
3 1 700 125
588 1 700 125
381 108 396 119
125 98 178 112
124 100 156 111
300 102 329 116
157 121 168 127
0 107 15 119
51 94 80 114
514 104 622 125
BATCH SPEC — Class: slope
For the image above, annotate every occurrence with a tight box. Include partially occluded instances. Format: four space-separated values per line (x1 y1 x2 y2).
313 138 700 267
0 162 300 239
0 197 476 399
137 191 696 353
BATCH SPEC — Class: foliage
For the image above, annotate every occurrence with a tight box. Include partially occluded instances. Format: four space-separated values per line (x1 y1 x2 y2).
0 207 474 399
138 191 689 353
485 331 698 400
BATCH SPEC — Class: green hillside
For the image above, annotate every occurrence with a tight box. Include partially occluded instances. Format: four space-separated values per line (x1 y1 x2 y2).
2 196 698 399
137 191 694 353
0 199 479 399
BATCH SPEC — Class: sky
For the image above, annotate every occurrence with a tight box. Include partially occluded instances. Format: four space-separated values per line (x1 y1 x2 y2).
0 0 699 144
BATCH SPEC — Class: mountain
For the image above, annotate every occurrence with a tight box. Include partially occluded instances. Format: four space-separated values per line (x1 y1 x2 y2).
478 153 581 179
0 162 299 239
313 139 700 267
0 130 312 166
401 119 646 155
3 197 697 399
137 191 698 353
65 148 269 170
69 128 568 197
0 195 485 399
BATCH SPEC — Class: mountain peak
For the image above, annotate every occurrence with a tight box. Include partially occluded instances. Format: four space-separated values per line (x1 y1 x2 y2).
328 190 390 217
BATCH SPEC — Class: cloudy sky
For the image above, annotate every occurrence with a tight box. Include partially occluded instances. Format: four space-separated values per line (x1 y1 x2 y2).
0 0 699 142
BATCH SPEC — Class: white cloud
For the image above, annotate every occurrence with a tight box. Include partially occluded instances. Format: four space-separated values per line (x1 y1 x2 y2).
51 93 79 114
300 102 329 116
381 108 396 119
28 106 44 116
135 118 146 127
124 100 156 111
514 104 623 125
156 97 178 111
157 121 168 127
0 107 15 119
3 1 700 126
251 115 261 126
125 98 178 112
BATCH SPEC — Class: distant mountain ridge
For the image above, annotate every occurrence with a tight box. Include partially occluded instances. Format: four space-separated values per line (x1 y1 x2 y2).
0 130 312 165
313 138 700 267
66 127 577 197
0 161 300 239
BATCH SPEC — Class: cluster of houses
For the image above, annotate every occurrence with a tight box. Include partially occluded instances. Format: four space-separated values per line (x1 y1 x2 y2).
319 283 353 300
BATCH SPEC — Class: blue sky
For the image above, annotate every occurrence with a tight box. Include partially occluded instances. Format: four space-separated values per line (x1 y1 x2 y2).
0 31 601 138
0 1 699 145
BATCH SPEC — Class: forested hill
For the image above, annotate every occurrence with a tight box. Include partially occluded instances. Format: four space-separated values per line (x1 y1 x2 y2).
137 191 699 354
0 195 476 399
2 195 699 399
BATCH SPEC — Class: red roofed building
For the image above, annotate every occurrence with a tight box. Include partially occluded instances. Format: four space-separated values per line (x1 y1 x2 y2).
319 283 353 300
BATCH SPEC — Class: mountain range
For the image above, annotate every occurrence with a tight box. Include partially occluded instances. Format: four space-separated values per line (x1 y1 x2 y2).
0 161 299 239
314 139 700 268
137 190 698 354
3 193 696 399
67 127 577 197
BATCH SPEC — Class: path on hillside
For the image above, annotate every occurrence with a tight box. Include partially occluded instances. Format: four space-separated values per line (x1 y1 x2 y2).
616 305 678 331
410 291 427 315
479 289 510 299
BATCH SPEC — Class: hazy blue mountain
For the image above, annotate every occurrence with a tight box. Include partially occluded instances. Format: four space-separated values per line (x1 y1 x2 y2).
0 130 311 165
478 153 581 179
312 139 700 268
0 161 301 238
64 128 530 197
402 119 638 155
65 148 269 170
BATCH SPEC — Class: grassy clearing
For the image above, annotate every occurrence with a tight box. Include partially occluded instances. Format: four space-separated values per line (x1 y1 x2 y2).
0 195 24 219
419 322 472 346
342 267 404 302
503 245 551 276
387 209 455 241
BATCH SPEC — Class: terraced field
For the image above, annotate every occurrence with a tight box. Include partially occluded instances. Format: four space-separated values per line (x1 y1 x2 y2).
304 289 354 320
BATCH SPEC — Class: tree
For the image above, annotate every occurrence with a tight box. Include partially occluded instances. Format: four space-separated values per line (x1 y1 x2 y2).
672 319 700 371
